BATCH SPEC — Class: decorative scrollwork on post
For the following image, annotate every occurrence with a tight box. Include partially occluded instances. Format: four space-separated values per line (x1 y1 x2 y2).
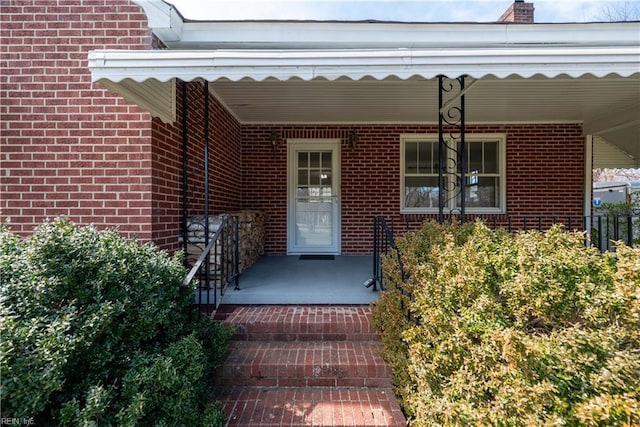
438 75 466 223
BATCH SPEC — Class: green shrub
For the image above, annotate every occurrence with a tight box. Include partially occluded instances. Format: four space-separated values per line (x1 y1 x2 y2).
1 218 233 425
372 221 640 426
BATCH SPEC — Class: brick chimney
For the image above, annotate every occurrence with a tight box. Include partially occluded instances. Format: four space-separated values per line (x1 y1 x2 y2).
498 0 534 23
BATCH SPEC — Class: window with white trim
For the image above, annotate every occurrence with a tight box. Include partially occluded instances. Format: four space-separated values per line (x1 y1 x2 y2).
401 134 506 213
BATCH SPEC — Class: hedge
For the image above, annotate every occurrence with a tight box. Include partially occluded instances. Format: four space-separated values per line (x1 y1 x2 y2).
1 218 233 426
372 221 639 426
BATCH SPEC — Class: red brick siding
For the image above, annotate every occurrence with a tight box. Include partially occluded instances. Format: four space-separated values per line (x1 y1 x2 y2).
241 127 288 254
0 1 154 239
151 117 181 250
241 123 585 255
149 81 242 251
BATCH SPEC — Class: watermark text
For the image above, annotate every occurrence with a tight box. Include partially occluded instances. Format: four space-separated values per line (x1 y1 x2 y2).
1 418 35 426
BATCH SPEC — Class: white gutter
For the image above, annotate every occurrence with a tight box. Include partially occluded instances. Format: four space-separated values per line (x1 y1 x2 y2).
173 21 640 50
89 46 640 83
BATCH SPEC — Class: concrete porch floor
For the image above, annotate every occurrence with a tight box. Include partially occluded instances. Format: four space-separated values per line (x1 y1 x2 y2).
220 256 380 305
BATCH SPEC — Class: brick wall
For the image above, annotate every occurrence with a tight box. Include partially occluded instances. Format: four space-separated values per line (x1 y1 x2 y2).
151 117 181 250
1 1 155 239
241 123 585 255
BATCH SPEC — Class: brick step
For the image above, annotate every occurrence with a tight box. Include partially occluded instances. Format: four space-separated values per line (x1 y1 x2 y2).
213 305 407 426
211 386 407 427
219 305 379 341
216 341 392 388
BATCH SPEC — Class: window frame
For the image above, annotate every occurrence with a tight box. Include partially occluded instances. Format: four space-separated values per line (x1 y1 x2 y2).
400 133 507 214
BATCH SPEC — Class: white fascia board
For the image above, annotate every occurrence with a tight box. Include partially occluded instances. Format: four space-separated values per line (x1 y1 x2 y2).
133 0 183 42
89 46 640 83
169 21 640 50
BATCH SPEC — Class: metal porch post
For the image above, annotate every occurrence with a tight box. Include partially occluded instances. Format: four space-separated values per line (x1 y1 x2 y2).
203 81 211 295
438 75 467 224
438 76 445 223
181 81 189 259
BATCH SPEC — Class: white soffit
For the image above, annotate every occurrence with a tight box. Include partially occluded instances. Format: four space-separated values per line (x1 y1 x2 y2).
593 136 639 169
99 78 176 124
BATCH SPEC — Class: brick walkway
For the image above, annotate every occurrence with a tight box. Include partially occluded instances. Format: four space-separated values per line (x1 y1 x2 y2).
212 305 407 426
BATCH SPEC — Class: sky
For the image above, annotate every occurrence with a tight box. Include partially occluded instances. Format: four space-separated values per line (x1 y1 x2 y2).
168 0 640 23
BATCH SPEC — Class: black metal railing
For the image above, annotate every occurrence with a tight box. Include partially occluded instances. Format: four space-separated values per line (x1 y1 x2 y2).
373 214 640 279
372 214 639 282
397 214 639 252
368 216 407 292
590 214 639 251
183 215 239 315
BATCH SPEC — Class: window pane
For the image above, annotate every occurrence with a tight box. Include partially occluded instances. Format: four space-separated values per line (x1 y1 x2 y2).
418 142 434 173
404 176 439 208
432 143 440 174
309 169 321 186
298 152 308 168
321 171 332 188
484 141 498 173
405 142 418 173
321 152 331 169
468 142 483 173
463 177 500 208
310 152 320 168
298 169 308 186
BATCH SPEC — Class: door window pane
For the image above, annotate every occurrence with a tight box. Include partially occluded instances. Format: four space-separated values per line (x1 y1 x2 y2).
297 169 309 187
321 152 331 169
295 201 332 246
310 170 321 186
298 152 308 168
310 152 320 168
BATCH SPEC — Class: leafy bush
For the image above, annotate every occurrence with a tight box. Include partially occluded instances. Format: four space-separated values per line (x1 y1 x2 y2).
372 221 640 426
1 218 233 425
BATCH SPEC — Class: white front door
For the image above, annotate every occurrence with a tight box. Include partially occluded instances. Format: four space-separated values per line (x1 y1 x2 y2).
288 140 341 254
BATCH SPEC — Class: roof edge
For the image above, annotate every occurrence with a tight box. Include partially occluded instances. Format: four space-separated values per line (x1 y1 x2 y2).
133 1 640 50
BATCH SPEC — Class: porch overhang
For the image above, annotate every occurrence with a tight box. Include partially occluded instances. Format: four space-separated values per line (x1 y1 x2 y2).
88 15 640 161
89 46 640 82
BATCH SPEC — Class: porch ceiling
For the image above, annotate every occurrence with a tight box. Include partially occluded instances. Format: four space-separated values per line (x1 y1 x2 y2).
212 74 640 159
